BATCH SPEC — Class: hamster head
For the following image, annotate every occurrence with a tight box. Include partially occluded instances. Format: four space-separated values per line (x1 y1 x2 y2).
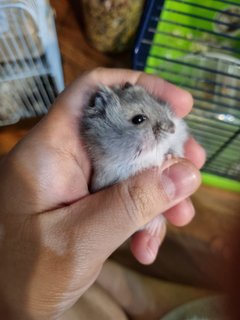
81 83 177 161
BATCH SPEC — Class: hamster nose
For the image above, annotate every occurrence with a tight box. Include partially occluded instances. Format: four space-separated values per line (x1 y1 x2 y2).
161 121 175 134
153 121 175 136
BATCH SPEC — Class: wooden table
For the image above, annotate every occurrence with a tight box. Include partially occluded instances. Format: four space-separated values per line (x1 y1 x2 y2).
0 1 239 319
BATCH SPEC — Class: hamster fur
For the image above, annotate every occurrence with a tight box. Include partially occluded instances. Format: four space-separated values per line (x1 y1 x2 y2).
81 83 188 236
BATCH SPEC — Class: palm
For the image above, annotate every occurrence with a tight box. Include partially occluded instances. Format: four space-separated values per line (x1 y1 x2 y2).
0 69 205 318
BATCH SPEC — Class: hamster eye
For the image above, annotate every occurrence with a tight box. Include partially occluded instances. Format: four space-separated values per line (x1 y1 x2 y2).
131 114 147 125
123 82 132 89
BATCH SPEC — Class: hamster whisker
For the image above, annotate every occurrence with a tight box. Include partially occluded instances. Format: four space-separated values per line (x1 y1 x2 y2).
134 146 143 159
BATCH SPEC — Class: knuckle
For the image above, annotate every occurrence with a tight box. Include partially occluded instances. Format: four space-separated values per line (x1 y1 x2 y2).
78 67 105 84
92 67 106 78
116 177 156 227
128 185 150 222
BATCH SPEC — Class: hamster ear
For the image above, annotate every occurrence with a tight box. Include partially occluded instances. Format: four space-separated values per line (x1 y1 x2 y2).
89 87 114 109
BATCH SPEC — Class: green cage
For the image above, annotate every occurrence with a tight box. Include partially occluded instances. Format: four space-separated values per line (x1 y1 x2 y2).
133 0 240 192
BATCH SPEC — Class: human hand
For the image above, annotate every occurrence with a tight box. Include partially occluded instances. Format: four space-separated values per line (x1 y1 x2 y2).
0 68 205 319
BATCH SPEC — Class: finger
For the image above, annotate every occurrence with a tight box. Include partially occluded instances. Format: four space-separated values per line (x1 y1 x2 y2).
184 137 206 169
130 216 167 265
52 68 141 116
53 68 193 118
69 159 201 261
164 197 195 226
46 68 195 155
92 68 193 116
136 73 193 117
130 197 195 265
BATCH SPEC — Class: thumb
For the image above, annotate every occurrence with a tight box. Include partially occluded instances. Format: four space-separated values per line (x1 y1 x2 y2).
73 159 201 260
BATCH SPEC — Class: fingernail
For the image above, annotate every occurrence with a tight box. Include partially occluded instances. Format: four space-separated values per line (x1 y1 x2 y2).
161 160 201 200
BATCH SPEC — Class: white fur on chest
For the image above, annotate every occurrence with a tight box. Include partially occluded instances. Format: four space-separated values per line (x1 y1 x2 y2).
92 117 188 191
122 117 187 177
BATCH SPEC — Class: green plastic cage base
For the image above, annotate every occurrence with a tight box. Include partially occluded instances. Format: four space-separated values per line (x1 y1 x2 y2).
202 172 240 193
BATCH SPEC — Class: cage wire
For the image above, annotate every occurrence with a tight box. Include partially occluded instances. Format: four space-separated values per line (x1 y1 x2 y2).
0 0 64 126
133 0 240 190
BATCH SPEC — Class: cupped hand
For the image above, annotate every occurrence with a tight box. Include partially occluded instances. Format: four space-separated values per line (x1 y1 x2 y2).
0 68 205 319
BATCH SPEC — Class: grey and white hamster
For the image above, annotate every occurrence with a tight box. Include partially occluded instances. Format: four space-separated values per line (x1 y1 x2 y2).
81 83 188 236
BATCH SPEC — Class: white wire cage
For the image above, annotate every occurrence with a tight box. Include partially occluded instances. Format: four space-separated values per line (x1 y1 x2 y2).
0 0 64 126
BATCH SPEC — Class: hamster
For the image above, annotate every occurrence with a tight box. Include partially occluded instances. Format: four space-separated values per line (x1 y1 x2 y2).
81 82 188 236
